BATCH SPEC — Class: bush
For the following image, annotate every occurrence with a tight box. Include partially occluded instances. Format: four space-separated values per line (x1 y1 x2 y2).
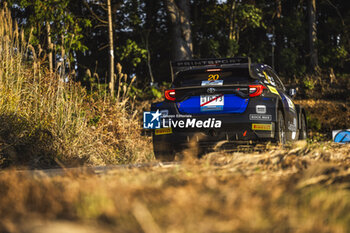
0 6 152 168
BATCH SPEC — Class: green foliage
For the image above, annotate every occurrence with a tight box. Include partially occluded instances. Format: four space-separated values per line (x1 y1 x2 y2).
193 1 265 58
307 115 322 132
150 87 162 99
199 39 221 58
6 0 350 85
8 0 90 59
334 46 348 60
129 85 162 100
303 76 317 90
88 115 101 126
319 41 348 69
128 82 172 100
236 4 266 30
117 39 147 68
227 39 239 57
277 48 306 77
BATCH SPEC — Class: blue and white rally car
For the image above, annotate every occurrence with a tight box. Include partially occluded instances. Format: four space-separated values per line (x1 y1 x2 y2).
150 57 307 161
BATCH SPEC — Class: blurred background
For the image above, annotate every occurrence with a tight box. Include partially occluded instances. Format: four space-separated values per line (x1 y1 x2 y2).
4 0 350 86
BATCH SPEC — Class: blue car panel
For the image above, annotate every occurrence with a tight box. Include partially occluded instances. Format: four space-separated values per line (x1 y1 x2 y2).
177 94 250 115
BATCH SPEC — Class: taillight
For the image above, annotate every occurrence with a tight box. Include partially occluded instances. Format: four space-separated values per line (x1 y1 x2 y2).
165 89 176 101
249 85 266 97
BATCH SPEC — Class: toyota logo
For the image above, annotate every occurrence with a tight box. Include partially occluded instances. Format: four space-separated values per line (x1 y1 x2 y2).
207 88 216 94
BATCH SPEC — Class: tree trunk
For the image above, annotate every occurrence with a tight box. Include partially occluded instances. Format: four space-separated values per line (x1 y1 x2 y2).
61 34 65 78
107 0 115 97
276 0 282 18
228 0 237 41
274 0 283 74
144 30 155 84
227 0 242 57
165 0 193 61
308 0 318 72
46 22 53 73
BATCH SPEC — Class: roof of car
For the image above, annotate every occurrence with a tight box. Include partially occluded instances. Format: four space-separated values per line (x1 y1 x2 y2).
177 63 249 72
170 58 274 81
175 63 272 77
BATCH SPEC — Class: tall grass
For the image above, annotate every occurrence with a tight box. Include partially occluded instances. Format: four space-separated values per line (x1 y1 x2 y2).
0 6 152 168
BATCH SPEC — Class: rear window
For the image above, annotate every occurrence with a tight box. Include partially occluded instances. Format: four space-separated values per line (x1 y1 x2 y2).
173 68 252 87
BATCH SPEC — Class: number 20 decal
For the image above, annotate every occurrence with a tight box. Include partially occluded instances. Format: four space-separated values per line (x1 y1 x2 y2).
208 74 219 81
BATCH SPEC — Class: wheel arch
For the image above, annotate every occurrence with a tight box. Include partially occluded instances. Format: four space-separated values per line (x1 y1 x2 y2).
276 98 287 125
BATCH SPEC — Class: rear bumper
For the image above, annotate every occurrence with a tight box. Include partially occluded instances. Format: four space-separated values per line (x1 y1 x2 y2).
151 96 279 148
153 122 276 149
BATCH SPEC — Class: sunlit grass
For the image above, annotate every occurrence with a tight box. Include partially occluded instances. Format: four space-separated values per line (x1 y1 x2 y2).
0 6 152 168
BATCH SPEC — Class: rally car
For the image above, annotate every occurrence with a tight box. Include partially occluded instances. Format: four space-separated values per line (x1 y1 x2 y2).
150 57 307 161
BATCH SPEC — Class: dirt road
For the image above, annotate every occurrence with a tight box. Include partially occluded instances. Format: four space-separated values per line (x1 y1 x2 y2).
1 141 350 233
14 162 180 177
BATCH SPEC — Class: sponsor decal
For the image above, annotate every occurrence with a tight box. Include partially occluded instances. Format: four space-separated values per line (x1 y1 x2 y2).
249 114 272 121
143 110 162 129
332 129 350 143
173 58 247 67
201 80 223 86
288 118 298 140
263 71 276 86
285 95 296 111
267 85 279 96
256 105 266 114
155 128 173 135
252 123 272 131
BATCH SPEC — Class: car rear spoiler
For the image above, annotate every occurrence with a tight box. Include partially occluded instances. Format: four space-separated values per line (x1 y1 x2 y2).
170 57 254 81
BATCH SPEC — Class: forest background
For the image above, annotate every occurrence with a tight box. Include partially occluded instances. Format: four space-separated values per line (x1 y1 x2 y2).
5 0 350 89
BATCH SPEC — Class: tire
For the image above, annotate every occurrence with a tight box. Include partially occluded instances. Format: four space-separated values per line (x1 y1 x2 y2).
153 136 175 161
299 113 307 140
275 110 286 145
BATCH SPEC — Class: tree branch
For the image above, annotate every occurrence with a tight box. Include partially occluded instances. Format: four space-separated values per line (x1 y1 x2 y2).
83 1 108 24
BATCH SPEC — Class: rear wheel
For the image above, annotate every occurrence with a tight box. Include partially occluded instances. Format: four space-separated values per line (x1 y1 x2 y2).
153 136 175 161
275 110 286 145
299 113 307 140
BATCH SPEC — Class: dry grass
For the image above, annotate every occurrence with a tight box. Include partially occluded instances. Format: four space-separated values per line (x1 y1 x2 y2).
0 142 350 233
295 100 349 130
0 6 152 168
